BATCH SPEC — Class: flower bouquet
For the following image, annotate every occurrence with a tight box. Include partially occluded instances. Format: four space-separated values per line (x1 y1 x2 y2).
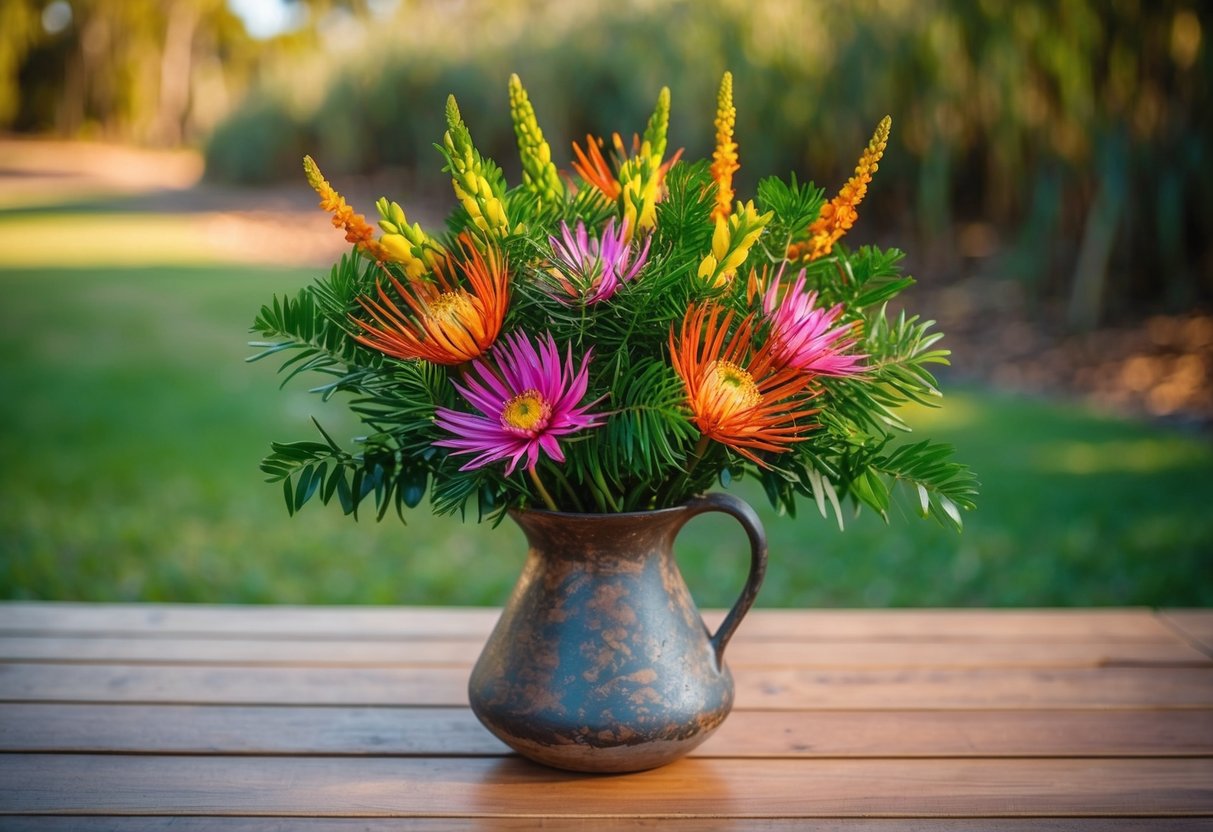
250 72 976 531
250 72 979 772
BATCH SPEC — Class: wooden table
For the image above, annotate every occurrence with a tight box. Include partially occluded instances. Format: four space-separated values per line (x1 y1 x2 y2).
1 603 1211 828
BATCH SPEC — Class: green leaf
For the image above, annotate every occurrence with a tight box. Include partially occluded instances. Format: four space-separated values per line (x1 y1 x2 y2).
401 467 427 509
294 464 319 511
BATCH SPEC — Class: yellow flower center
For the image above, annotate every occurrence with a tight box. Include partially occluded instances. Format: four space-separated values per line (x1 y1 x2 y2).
704 360 761 416
425 291 476 325
500 389 552 435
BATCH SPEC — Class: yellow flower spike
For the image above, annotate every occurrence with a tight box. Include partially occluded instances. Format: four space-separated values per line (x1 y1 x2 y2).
374 197 408 231
643 86 672 163
710 72 739 222
374 198 447 275
442 95 510 237
508 74 564 205
612 86 674 236
620 163 661 236
303 155 389 261
697 200 773 287
790 115 891 262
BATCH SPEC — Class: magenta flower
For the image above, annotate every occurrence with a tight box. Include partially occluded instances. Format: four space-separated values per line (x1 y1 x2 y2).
433 331 605 474
763 270 866 377
545 218 651 304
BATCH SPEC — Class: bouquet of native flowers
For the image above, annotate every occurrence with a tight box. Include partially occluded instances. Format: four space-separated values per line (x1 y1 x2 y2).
250 72 977 530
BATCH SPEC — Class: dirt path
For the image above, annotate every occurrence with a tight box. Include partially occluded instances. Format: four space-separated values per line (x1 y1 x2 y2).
0 138 442 268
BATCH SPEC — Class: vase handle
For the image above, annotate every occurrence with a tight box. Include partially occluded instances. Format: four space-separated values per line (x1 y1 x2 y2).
682 493 768 665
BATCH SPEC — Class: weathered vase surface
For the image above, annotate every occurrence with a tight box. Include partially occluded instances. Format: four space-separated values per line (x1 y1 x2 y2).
468 493 766 773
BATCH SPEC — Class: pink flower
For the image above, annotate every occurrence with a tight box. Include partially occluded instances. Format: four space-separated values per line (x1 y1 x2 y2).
433 331 605 474
545 218 650 304
763 270 866 377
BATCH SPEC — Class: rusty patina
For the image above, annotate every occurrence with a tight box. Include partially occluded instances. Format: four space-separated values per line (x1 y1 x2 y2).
468 493 766 772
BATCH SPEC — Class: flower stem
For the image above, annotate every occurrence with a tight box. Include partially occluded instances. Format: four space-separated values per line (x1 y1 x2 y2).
589 464 621 513
546 464 586 512
684 435 712 479
528 466 559 511
659 434 713 506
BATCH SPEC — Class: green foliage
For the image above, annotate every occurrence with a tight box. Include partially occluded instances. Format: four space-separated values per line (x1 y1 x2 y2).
754 175 825 263
205 94 307 186
248 254 379 391
251 77 977 532
1 262 1209 607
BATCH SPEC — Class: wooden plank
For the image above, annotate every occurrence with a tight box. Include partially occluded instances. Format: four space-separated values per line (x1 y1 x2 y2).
735 666 1213 709
3 663 1210 709
715 608 1180 643
5 820 1213 832
0 603 501 639
0 704 508 756
2 635 1206 669
1 755 1211 817
3 703 1211 758
0 636 486 667
4 820 1212 832
0 603 1179 642
1164 611 1213 655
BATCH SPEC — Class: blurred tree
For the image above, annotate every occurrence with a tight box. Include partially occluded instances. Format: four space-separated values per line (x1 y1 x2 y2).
3 0 1209 325
0 0 42 127
6 0 262 144
210 0 1201 329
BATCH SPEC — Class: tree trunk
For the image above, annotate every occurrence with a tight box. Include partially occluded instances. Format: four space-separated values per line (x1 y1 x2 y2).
1067 136 1127 331
154 0 201 146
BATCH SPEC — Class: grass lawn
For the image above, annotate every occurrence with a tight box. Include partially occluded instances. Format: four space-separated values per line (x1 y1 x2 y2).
1 261 1211 608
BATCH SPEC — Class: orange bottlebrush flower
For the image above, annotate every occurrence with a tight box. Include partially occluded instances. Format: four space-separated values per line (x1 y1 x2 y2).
352 235 509 365
788 116 891 262
303 155 389 261
669 304 820 465
709 71 740 222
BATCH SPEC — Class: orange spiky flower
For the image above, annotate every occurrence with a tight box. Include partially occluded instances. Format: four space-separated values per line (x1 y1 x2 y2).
352 234 509 365
669 304 820 465
571 135 622 200
709 71 739 222
303 155 389 261
571 132 684 204
788 116 891 262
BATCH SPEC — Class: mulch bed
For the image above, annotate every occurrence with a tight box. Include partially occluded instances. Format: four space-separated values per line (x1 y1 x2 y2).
926 276 1213 432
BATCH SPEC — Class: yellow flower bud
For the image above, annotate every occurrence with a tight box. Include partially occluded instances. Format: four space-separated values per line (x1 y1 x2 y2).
379 234 427 279
711 216 730 260
388 201 407 228
721 248 750 276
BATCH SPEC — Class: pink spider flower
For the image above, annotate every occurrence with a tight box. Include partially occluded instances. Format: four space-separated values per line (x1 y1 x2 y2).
763 270 866 377
433 331 605 474
545 218 650 305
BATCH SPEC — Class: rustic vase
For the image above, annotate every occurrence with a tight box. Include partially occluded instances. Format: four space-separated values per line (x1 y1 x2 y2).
467 492 767 773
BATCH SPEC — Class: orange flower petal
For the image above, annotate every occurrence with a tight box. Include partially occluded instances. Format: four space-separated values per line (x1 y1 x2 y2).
670 304 819 464
352 234 509 365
